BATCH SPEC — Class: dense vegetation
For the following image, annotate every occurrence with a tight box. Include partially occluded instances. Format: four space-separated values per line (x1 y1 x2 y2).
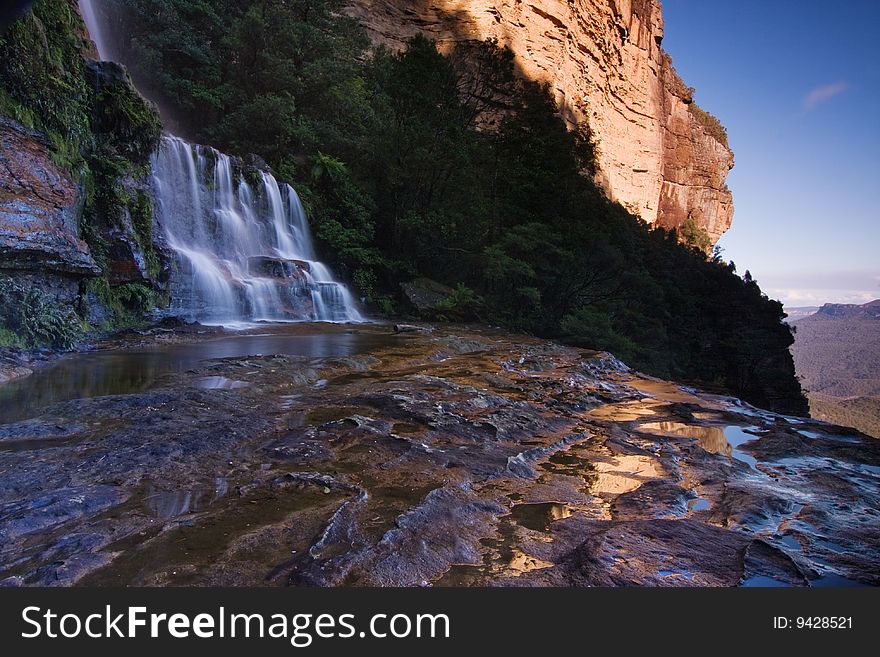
0 277 82 349
0 0 163 338
0 0 806 413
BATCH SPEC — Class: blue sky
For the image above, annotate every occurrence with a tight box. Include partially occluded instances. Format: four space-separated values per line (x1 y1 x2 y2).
662 0 880 307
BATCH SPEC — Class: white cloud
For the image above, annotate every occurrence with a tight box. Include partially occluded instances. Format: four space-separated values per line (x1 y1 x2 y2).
767 288 877 308
803 81 848 111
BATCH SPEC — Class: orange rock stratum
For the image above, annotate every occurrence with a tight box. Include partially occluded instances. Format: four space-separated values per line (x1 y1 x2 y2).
345 0 735 242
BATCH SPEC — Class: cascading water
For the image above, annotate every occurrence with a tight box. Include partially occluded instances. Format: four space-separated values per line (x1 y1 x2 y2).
152 137 363 323
77 0 363 324
78 0 109 60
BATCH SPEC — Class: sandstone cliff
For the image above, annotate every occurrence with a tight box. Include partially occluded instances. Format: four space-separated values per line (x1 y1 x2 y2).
345 0 734 242
0 116 99 300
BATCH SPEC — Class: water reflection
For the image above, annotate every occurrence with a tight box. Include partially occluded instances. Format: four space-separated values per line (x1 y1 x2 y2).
639 421 761 469
197 376 249 390
145 476 230 519
0 325 396 424
639 422 732 457
510 502 573 532
147 489 200 519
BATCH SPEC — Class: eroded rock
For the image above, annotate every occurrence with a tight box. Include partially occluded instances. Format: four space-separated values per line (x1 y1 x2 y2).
0 323 877 586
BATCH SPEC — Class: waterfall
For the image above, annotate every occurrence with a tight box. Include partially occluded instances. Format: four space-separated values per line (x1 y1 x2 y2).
152 137 363 324
77 2 363 324
78 0 109 60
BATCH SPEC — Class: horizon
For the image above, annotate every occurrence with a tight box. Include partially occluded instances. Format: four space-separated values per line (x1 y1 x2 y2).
663 0 880 309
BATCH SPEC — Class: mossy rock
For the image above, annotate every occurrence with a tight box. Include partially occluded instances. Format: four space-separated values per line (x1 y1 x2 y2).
86 60 162 165
0 0 94 169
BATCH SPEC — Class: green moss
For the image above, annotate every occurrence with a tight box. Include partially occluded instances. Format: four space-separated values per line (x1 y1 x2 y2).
89 66 162 164
129 191 153 247
128 191 162 280
89 277 157 328
0 87 35 128
0 0 94 174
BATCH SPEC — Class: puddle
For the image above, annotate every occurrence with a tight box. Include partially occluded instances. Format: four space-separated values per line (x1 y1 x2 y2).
625 379 712 405
0 435 84 452
434 502 574 585
0 324 398 424
588 399 667 421
538 449 596 485
146 489 203 519
741 575 793 587
688 498 711 512
778 534 801 551
809 574 867 588
592 454 662 495
639 421 761 470
144 479 231 519
305 406 365 426
658 569 695 581
82 484 345 586
723 426 760 470
796 429 859 444
196 376 249 390
510 503 573 532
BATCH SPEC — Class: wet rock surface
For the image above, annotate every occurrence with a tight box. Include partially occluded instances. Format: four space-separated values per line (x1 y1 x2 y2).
0 323 877 587
0 116 99 279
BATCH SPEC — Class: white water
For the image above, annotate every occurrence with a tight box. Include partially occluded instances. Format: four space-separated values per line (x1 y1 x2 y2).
78 2 363 324
153 137 363 323
78 0 109 60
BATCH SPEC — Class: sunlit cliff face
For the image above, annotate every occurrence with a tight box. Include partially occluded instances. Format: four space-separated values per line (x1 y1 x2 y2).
344 0 735 243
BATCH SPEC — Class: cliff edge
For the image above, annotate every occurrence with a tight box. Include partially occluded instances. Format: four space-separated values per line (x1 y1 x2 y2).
345 0 734 242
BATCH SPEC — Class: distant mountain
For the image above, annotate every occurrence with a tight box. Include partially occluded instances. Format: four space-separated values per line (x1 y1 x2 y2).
805 299 880 321
784 306 819 322
791 299 880 437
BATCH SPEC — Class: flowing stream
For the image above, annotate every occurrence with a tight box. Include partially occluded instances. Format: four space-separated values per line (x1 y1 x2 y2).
153 137 362 323
78 0 362 324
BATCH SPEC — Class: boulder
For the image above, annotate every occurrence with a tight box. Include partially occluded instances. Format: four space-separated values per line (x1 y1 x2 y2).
248 255 310 279
400 277 453 312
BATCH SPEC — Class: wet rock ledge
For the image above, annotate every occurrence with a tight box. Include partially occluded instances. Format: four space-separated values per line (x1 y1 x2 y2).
0 323 877 587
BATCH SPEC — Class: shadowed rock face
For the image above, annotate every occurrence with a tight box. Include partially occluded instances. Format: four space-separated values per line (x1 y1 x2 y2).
344 0 734 243
0 117 99 280
0 323 877 587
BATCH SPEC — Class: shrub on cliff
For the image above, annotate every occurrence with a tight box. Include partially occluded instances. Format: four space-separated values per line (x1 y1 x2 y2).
689 101 729 149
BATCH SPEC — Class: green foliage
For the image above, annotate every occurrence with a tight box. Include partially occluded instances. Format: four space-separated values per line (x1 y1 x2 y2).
561 306 638 361
0 277 82 349
375 296 396 317
432 284 484 322
89 65 163 164
129 191 154 247
689 101 729 148
90 278 157 328
0 86 36 128
101 1 805 414
0 0 165 347
0 0 94 172
679 216 713 253
0 327 26 349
